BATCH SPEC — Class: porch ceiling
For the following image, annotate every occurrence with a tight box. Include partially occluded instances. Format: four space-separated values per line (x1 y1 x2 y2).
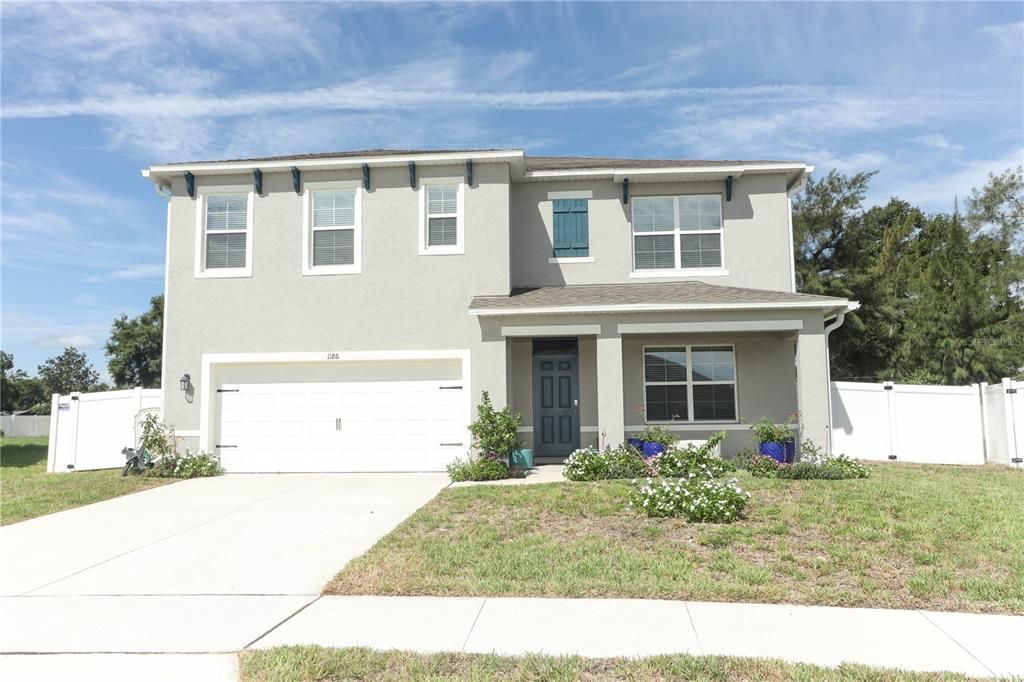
469 281 853 317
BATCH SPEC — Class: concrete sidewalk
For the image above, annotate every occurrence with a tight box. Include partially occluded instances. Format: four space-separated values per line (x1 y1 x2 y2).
252 596 1024 678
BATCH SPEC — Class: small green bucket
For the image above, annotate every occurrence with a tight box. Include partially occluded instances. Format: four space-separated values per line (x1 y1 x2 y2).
510 448 533 469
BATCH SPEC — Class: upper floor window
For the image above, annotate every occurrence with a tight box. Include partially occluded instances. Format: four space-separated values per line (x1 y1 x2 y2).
303 185 361 275
196 191 253 278
632 195 724 275
552 198 589 258
419 182 464 255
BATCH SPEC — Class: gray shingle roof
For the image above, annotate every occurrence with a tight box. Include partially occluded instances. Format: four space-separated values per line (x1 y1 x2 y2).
525 156 796 171
157 149 800 170
161 148 510 167
469 281 847 313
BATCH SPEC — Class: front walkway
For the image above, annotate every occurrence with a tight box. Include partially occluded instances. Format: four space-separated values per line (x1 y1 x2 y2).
251 596 1022 678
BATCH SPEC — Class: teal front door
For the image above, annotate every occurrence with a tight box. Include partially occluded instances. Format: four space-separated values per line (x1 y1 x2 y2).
533 354 580 458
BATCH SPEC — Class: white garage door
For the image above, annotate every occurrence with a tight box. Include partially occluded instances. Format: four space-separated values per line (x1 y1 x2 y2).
216 379 466 472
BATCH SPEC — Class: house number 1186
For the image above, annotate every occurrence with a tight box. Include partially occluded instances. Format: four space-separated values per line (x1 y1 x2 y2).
326 352 340 360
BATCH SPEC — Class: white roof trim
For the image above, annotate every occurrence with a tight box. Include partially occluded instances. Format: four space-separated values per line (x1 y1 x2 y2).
469 299 854 316
144 149 525 180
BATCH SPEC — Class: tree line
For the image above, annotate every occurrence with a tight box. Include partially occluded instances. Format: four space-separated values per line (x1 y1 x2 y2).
2 166 1021 414
795 166 1023 384
1 295 163 414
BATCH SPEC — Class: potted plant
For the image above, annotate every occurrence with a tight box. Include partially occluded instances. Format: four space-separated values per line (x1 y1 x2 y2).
468 391 528 469
750 414 796 463
634 423 676 459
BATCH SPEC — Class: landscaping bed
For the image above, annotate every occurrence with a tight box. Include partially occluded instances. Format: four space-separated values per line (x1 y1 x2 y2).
0 437 172 525
240 646 975 682
325 463 1024 614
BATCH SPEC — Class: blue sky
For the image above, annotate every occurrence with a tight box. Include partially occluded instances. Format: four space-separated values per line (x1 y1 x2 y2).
1 2 1022 382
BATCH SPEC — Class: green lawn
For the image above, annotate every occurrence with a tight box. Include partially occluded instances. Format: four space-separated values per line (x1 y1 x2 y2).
326 464 1024 614
0 437 172 525
240 647 976 682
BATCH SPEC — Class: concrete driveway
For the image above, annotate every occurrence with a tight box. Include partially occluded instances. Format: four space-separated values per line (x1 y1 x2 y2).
0 473 447 678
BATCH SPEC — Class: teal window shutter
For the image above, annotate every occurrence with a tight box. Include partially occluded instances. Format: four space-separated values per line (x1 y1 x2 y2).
552 198 589 257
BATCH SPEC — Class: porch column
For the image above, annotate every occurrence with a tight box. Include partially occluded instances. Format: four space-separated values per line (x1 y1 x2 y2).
795 323 830 450
475 337 508 408
596 330 625 449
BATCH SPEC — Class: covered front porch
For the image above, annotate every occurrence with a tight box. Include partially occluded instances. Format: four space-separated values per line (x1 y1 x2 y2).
469 282 854 460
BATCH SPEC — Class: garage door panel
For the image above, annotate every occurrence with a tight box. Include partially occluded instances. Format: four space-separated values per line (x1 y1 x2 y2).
216 376 466 473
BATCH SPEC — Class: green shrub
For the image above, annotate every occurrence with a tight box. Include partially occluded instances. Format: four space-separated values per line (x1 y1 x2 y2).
468 392 523 459
633 423 677 451
749 414 796 444
776 461 843 480
746 454 782 478
823 454 870 479
628 474 749 522
653 432 728 478
149 449 222 478
139 413 175 458
447 453 509 482
563 445 649 481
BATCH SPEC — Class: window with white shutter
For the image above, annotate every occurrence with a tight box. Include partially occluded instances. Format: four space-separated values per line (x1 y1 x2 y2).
420 182 464 255
631 195 724 275
303 183 361 275
198 192 252 277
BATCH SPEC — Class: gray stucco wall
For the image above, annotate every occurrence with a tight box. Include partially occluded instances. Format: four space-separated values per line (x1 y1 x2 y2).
160 160 818 457
163 162 511 438
510 174 793 292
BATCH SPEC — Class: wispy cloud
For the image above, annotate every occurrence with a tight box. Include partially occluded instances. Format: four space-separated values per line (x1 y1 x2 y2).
913 133 964 152
979 21 1024 51
34 333 97 349
86 264 164 282
611 41 722 86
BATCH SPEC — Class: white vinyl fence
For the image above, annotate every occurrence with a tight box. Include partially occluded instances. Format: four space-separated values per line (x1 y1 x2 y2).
47 388 162 473
0 415 51 438
831 379 1023 467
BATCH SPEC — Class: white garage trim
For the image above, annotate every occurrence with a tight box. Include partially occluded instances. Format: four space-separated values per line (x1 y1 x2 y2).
198 350 471 454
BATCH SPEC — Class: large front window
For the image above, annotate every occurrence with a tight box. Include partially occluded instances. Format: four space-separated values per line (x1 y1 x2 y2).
632 195 723 272
643 345 737 422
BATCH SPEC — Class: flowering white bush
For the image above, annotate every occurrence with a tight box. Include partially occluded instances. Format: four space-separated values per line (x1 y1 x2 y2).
628 474 749 522
563 445 650 481
151 449 223 479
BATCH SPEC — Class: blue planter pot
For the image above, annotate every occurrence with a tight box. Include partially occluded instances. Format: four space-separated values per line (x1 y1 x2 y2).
759 441 785 463
626 438 643 451
641 441 665 458
510 448 533 469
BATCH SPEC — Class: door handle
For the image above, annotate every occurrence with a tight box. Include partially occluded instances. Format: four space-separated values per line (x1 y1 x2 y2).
335 418 341 431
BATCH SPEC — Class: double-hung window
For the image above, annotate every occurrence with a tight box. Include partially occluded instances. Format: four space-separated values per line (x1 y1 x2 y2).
304 185 360 275
198 192 252 277
420 183 464 255
643 345 737 422
632 195 724 275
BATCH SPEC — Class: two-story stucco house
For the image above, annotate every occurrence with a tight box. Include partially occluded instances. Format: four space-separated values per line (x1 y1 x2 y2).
142 149 855 472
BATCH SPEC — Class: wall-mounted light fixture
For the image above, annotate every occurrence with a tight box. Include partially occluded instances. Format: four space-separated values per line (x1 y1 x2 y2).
180 373 191 392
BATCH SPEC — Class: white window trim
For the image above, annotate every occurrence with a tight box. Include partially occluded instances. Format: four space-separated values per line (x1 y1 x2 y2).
548 256 595 264
418 178 465 256
630 194 726 276
302 180 362 276
641 344 739 424
194 188 254 279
